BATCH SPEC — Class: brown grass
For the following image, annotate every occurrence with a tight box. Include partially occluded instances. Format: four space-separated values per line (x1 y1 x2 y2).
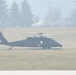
0 27 76 70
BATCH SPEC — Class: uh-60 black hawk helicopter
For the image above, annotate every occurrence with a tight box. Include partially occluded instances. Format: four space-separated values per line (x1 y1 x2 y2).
0 32 62 50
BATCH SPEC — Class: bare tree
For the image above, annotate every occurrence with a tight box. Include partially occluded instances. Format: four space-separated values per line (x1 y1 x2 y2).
44 7 62 27
67 9 76 27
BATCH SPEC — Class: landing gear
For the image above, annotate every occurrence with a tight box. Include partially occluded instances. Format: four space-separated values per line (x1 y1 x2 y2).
60 45 62 48
42 46 46 49
8 46 13 50
47 47 51 49
42 46 51 49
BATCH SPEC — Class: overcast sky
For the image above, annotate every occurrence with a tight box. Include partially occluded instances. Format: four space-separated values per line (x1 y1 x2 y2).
5 0 76 19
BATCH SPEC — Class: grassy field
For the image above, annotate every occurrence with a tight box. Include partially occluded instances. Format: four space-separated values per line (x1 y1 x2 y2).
0 27 76 70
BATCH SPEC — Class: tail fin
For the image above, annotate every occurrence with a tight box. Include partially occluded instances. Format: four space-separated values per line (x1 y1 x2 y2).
0 32 8 44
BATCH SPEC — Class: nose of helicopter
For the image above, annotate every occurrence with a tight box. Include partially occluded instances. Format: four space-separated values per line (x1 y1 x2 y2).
60 44 62 47
57 43 62 47
54 42 62 48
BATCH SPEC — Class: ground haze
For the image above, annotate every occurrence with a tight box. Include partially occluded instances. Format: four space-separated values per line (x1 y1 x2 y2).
0 27 76 70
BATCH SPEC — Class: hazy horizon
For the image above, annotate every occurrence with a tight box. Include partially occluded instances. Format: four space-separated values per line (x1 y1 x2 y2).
5 0 76 19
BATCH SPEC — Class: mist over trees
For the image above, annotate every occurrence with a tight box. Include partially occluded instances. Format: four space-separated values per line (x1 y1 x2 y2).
0 0 34 27
20 0 34 27
66 9 76 27
44 7 62 27
9 1 20 27
0 0 76 27
0 0 8 27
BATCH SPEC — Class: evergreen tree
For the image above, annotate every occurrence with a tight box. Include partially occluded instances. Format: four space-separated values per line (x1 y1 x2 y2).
0 0 8 27
20 0 34 27
9 1 20 27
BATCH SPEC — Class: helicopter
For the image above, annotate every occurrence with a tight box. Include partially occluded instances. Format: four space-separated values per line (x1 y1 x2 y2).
0 32 62 49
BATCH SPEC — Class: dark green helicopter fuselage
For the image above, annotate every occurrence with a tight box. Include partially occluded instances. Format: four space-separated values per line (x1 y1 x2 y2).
0 32 62 49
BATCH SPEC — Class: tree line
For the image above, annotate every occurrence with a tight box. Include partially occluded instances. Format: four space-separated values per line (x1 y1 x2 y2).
0 0 76 27
0 0 34 27
44 7 76 27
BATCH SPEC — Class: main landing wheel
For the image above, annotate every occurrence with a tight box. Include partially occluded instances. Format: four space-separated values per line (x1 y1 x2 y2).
42 46 51 49
47 47 51 49
42 46 46 49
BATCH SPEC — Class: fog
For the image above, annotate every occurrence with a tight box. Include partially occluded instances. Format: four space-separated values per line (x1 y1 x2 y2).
0 0 76 27
6 0 75 18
